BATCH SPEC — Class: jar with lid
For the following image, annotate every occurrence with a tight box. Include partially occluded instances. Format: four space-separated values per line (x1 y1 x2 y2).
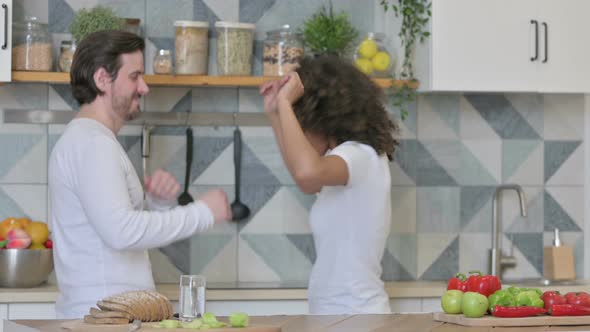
153 49 173 75
12 16 53 71
215 21 255 76
174 20 209 75
58 40 76 72
263 25 303 76
353 32 394 78
123 18 141 36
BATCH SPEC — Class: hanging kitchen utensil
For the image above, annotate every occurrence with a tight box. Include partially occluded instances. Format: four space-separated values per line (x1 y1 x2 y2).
231 114 250 221
177 126 194 206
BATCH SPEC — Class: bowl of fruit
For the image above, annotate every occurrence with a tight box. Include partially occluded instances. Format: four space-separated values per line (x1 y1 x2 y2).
0 217 53 288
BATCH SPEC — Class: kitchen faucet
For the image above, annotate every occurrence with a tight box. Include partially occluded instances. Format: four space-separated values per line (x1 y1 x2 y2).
490 184 527 278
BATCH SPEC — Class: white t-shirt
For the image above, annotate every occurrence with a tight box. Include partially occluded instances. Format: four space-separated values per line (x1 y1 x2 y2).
48 118 214 319
308 141 392 314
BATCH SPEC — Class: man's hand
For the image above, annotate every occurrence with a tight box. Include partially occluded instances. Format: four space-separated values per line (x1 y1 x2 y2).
144 169 181 201
260 75 290 115
198 189 232 223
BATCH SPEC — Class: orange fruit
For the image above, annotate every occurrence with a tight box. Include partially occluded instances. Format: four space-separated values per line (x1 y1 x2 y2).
25 221 49 245
0 218 23 239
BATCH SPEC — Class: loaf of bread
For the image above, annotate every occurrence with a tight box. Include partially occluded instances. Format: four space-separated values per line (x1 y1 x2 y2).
87 290 173 324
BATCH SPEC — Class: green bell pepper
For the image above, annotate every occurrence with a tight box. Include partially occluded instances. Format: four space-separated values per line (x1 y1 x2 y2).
488 289 516 313
515 290 544 308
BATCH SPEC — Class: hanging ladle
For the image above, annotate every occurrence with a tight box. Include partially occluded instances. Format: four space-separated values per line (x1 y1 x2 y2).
231 114 250 221
178 114 194 206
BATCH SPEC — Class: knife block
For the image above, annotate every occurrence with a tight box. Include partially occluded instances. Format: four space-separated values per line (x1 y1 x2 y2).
543 245 576 281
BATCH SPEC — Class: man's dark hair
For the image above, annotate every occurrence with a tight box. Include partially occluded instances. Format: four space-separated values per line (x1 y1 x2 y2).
70 30 145 105
293 56 400 160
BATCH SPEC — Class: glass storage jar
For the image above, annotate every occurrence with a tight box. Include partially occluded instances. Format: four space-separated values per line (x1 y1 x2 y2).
215 21 255 76
153 49 173 74
174 20 209 75
12 16 53 71
353 32 394 78
263 25 304 76
58 40 75 72
123 18 141 36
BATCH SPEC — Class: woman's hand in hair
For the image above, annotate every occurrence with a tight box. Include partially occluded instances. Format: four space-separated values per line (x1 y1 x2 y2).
277 72 304 106
260 76 290 115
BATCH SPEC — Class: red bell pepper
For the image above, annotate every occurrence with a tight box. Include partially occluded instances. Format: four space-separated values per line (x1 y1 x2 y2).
447 273 467 292
550 304 590 316
465 271 502 298
565 292 590 308
492 306 547 318
541 291 566 310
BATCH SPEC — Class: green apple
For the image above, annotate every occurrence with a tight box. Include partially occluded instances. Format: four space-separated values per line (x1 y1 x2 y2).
441 290 463 314
461 292 489 318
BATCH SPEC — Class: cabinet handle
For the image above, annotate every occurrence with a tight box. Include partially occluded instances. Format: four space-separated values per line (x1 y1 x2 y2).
542 22 548 63
2 3 7 50
530 19 538 61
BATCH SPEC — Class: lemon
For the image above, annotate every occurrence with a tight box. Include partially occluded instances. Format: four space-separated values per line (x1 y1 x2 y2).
358 39 378 59
355 58 373 75
372 52 391 72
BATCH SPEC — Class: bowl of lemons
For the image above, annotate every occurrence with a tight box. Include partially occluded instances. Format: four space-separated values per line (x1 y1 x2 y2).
354 32 393 78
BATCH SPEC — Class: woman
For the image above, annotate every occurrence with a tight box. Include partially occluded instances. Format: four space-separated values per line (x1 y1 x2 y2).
260 56 399 314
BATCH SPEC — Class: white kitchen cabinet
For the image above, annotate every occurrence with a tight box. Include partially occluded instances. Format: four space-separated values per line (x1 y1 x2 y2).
416 0 590 93
0 0 11 82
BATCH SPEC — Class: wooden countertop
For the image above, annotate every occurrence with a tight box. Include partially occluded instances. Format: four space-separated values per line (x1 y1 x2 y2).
10 314 590 331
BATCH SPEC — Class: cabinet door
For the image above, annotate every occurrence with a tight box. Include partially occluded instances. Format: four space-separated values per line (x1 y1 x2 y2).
427 0 538 92
0 0 11 82
537 0 590 93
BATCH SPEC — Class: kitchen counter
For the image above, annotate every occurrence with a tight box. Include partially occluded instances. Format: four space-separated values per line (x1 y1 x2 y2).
0 280 589 303
9 313 590 331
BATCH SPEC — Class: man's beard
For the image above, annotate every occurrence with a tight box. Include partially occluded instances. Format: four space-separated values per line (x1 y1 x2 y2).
112 93 140 121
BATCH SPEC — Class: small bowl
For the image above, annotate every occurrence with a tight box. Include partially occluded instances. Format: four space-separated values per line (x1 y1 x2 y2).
0 249 54 288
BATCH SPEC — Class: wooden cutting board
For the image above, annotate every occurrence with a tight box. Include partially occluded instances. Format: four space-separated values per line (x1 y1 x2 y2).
433 311 590 327
60 320 281 332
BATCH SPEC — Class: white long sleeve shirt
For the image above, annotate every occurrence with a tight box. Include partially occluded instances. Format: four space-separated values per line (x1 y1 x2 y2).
48 118 214 319
308 142 391 314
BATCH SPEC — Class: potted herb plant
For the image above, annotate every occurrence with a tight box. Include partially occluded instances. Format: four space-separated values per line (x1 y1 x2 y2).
69 5 124 43
300 1 358 57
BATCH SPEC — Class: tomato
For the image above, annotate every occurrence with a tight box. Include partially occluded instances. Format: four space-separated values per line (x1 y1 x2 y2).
541 291 566 310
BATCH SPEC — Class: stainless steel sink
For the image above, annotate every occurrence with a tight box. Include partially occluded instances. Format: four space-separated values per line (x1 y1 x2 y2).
502 278 587 287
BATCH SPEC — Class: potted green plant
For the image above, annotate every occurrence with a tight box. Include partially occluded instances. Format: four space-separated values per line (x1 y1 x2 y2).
381 0 431 120
69 5 124 43
300 1 358 57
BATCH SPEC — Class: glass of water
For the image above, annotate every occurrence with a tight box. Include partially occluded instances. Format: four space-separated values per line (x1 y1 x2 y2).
179 274 206 321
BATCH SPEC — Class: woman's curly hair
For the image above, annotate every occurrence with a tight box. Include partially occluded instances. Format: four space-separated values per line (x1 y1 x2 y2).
293 56 399 160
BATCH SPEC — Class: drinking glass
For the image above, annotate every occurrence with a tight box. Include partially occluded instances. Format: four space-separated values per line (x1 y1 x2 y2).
179 274 206 321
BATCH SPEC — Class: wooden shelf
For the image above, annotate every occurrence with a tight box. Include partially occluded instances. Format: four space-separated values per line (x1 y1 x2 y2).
10 71 418 89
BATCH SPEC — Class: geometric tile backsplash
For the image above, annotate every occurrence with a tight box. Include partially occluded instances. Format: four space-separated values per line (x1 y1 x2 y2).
3 0 585 286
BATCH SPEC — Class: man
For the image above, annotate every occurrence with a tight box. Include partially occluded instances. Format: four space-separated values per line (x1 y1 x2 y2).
48 30 231 319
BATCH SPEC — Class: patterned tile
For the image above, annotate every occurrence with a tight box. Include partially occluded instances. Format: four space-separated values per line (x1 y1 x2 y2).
502 140 543 185
460 186 494 232
544 141 581 183
507 233 544 275
192 87 238 113
48 0 75 34
239 0 275 23
240 234 312 282
543 94 584 140
505 94 544 138
415 141 456 186
385 233 417 280
459 233 491 274
505 188 544 233
203 0 238 21
390 187 416 233
546 142 584 186
544 189 582 232
146 0 194 38
417 94 460 140
391 139 416 185
189 233 236 277
0 185 47 222
0 133 46 183
388 94 417 139
417 187 460 233
465 94 540 139
420 236 459 280
286 234 316 264
459 96 500 140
